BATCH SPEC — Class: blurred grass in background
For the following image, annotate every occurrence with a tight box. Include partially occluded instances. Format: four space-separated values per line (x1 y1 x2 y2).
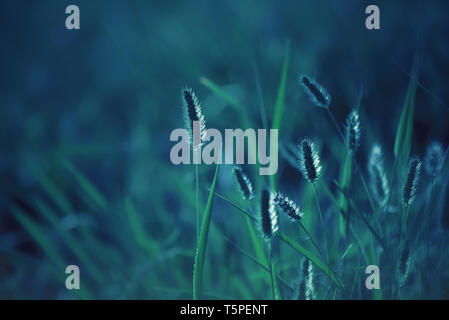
0 0 449 299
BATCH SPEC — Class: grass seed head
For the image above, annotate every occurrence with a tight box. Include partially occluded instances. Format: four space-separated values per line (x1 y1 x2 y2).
259 188 278 240
182 87 207 149
299 75 331 109
424 141 444 177
232 165 255 200
345 109 361 153
368 144 389 206
296 259 316 300
298 138 322 183
272 192 303 221
402 156 422 208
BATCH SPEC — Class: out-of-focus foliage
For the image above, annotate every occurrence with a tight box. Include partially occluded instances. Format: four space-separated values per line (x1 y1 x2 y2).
1 0 449 299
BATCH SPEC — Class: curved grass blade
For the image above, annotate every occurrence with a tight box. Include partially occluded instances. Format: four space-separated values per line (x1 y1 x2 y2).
193 164 220 299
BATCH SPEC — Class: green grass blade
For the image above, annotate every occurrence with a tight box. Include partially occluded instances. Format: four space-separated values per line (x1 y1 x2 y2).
270 258 281 300
393 67 417 160
245 216 268 266
193 164 220 299
200 77 241 110
199 77 251 130
35 172 73 214
272 39 290 131
11 205 66 271
270 39 290 191
276 232 343 288
33 198 105 283
10 205 91 299
61 158 107 210
214 192 269 266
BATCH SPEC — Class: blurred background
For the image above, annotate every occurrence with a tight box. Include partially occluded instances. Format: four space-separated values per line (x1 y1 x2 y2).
0 0 448 299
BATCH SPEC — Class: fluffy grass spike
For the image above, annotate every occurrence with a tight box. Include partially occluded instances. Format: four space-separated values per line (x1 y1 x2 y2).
368 144 389 207
402 156 422 208
298 138 322 183
233 165 255 200
424 141 444 177
182 87 207 149
272 192 303 221
299 75 331 109
295 259 316 300
260 188 278 240
345 109 361 153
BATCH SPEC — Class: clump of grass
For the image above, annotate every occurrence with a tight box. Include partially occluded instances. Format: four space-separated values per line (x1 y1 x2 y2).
345 109 361 153
233 165 255 200
295 258 316 300
402 156 422 208
299 75 331 109
368 144 390 207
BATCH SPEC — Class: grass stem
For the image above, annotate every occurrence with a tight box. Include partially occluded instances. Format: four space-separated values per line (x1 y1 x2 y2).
312 182 331 274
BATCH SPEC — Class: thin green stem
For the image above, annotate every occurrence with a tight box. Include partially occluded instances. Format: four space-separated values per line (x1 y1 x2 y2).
253 63 269 131
268 241 275 299
312 182 330 270
297 220 322 256
224 236 293 290
401 206 410 242
326 108 346 143
326 108 379 229
333 180 386 250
